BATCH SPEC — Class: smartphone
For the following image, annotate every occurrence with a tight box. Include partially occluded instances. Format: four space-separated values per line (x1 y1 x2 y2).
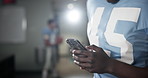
66 39 87 50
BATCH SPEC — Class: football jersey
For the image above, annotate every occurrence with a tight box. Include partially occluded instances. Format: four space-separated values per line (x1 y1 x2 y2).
43 27 59 44
87 0 148 78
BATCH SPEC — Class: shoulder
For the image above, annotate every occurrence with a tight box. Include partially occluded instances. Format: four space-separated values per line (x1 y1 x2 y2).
133 0 148 31
87 0 108 8
87 0 108 20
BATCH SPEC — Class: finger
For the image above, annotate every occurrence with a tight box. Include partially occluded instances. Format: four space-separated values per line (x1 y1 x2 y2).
85 45 97 50
85 45 94 49
79 63 93 68
91 45 103 51
85 46 96 53
74 60 93 69
72 53 87 60
80 67 83 70
74 60 80 64
74 55 94 63
72 50 89 56
71 49 76 54
80 67 86 70
86 45 103 53
74 60 82 67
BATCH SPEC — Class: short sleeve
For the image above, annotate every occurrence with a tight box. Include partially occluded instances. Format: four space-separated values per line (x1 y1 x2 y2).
137 2 148 34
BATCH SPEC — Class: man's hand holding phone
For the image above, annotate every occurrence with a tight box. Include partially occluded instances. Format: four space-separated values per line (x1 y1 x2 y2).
66 39 112 74
71 45 112 74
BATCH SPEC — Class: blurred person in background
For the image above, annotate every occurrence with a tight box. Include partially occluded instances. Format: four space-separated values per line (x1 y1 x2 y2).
42 19 62 78
71 0 148 78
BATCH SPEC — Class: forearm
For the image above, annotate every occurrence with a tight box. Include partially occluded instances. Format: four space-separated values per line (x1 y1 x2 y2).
107 59 148 78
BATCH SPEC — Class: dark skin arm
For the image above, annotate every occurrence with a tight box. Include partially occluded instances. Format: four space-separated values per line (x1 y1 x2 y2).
72 45 148 78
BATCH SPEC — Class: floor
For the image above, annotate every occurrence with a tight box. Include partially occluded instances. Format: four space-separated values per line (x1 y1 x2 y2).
16 56 93 78
56 56 93 78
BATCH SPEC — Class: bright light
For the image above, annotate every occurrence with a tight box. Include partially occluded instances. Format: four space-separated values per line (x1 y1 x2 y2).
66 9 81 23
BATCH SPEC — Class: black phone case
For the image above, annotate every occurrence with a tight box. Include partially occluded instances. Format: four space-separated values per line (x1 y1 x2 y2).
66 39 87 50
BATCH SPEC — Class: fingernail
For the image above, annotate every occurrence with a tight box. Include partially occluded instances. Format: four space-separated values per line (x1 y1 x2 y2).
74 60 79 64
74 60 76 63
72 54 75 57
92 50 96 52
72 50 75 53
89 49 93 51
85 46 88 48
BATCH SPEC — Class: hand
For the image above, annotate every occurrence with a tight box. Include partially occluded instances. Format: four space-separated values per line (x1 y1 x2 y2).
71 45 111 74
56 36 63 44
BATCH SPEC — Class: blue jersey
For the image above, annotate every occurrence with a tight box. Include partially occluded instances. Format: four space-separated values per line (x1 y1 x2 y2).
87 0 148 78
43 27 59 44
43 27 58 36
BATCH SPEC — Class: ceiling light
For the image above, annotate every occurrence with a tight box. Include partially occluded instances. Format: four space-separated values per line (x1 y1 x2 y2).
66 9 81 23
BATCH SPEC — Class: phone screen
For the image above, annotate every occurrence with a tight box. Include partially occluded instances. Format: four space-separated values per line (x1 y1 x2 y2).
66 39 87 50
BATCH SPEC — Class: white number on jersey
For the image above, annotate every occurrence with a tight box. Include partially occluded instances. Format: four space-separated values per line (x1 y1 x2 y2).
88 7 141 64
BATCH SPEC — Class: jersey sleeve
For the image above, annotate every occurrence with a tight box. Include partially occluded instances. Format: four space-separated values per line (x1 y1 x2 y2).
142 7 148 34
137 2 148 34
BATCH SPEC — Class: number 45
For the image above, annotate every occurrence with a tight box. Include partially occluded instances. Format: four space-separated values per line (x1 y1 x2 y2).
89 7 141 64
